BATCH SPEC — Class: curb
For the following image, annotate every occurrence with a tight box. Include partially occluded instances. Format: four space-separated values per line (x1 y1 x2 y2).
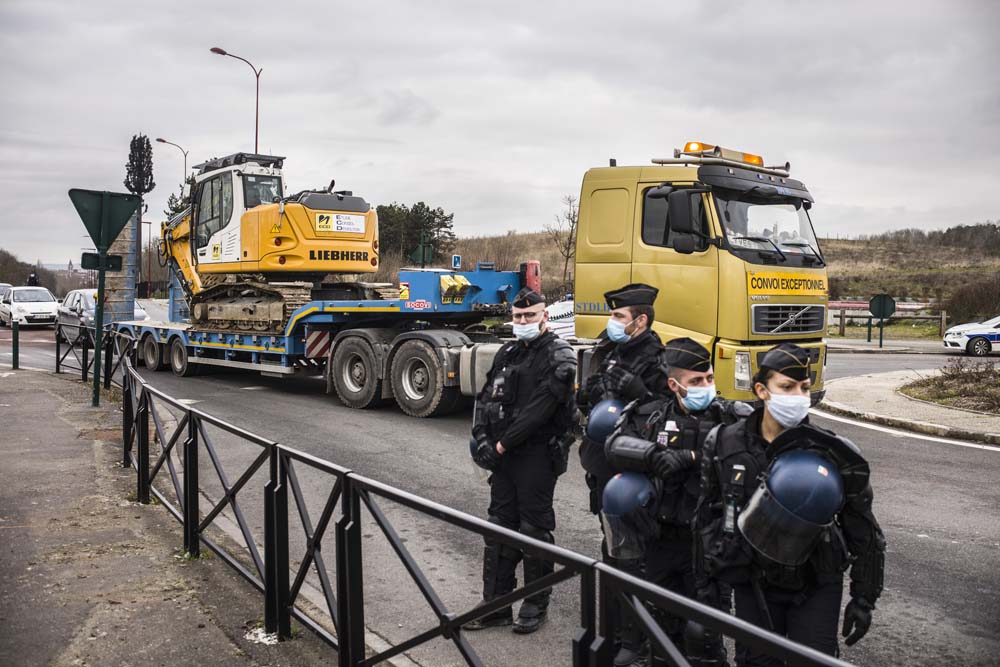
817 398 1000 446
826 346 955 356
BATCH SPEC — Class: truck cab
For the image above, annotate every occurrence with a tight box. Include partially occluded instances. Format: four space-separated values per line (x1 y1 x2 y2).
574 142 828 403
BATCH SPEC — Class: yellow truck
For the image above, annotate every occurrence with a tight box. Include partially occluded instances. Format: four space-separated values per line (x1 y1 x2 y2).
573 142 828 403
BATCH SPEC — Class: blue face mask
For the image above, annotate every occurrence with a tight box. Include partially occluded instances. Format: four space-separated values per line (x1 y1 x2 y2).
680 384 716 412
606 317 634 344
513 321 541 342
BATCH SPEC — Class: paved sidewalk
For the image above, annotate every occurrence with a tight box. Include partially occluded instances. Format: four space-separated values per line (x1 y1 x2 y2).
820 369 1000 445
0 369 331 666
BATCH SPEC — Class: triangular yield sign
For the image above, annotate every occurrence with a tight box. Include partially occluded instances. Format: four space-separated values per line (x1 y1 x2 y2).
68 189 142 251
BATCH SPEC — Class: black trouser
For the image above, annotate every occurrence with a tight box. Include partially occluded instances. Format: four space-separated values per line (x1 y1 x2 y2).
732 581 843 666
483 442 558 608
644 527 697 648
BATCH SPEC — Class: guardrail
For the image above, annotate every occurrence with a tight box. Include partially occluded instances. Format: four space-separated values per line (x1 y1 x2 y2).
115 341 852 667
831 309 948 337
54 323 130 389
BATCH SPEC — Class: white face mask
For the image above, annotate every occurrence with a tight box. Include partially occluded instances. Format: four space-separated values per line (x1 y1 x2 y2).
765 392 811 428
513 321 541 341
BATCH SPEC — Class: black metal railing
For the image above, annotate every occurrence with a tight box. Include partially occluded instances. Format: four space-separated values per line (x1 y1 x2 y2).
115 343 852 667
55 323 131 389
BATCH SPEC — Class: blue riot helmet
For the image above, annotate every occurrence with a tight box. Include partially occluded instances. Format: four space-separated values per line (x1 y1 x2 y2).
601 472 658 560
586 398 627 443
737 450 845 566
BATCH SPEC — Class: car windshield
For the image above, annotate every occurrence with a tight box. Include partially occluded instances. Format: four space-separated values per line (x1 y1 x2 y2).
714 191 824 267
14 288 55 302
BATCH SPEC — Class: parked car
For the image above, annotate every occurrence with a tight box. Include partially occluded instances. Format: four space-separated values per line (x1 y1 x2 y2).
0 283 12 301
943 315 1000 356
57 290 149 341
0 286 59 327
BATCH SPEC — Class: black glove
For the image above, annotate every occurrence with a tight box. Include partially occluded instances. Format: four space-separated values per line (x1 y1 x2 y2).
606 365 648 400
842 597 874 646
473 439 502 471
650 449 696 479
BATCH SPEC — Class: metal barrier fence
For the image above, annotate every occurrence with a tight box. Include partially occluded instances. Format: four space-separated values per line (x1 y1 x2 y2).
55 323 131 389
114 341 852 667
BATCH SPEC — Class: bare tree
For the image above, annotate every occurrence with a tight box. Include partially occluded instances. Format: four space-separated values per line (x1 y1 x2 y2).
545 195 578 284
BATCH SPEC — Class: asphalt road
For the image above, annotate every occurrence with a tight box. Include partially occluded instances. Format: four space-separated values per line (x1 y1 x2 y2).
2 330 997 665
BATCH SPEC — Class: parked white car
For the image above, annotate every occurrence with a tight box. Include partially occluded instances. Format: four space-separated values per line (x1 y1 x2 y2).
943 315 1000 356
0 286 59 327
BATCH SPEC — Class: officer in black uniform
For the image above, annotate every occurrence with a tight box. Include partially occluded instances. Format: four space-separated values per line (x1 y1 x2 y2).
465 287 578 634
694 343 886 665
606 338 749 665
577 283 667 522
576 283 667 664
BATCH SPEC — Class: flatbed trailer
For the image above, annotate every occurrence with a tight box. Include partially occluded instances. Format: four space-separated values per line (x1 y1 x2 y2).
115 263 535 417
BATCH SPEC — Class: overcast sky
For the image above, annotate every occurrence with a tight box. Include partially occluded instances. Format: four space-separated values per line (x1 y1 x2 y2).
1 0 998 265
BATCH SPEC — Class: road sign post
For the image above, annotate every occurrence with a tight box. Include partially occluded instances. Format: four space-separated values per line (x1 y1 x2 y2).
68 189 141 406
868 293 896 350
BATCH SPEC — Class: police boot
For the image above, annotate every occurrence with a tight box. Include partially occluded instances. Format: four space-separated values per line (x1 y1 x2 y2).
512 521 554 635
463 536 519 631
613 643 648 667
682 620 729 667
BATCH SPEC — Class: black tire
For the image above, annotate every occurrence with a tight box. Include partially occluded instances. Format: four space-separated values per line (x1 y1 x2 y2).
169 338 198 377
142 334 165 371
390 339 461 418
331 338 385 409
966 336 992 357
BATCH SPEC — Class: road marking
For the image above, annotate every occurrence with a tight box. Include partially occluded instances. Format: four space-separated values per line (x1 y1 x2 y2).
240 386 267 391
176 398 201 405
810 409 1000 453
0 372 13 378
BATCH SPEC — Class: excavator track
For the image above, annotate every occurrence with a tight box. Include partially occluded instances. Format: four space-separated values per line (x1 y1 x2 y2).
189 280 313 334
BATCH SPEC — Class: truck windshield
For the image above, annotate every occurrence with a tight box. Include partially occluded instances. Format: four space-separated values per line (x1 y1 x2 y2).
714 192 824 267
243 175 282 208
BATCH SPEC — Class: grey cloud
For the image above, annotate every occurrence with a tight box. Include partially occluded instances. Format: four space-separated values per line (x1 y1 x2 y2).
0 0 997 263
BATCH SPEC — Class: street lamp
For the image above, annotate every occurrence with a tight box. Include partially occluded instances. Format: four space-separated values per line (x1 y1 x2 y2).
155 137 189 182
210 46 262 153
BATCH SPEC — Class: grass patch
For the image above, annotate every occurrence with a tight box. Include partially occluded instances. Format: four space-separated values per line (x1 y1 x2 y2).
826 322 942 340
899 358 1000 414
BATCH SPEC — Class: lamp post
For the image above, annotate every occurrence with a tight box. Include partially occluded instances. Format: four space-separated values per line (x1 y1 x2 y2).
210 47 262 153
155 137 189 181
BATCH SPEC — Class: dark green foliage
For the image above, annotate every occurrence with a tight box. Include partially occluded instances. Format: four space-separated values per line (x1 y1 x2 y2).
124 134 156 196
164 175 196 218
0 249 59 292
375 202 456 264
857 222 1000 256
946 273 1000 323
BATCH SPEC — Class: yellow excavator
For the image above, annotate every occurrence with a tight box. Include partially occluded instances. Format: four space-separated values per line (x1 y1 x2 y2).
161 153 389 331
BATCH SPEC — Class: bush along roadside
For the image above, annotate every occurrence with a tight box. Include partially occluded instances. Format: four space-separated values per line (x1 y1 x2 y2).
899 357 1000 414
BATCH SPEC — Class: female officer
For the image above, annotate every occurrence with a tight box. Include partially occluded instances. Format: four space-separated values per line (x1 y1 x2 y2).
693 343 886 665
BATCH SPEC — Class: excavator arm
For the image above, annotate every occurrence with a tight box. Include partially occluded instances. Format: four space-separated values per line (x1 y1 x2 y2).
161 207 204 297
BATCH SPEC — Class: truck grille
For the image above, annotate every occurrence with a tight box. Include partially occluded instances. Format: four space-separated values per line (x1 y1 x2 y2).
752 305 825 335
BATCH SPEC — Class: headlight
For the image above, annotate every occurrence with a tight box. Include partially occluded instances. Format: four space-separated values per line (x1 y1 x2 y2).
735 351 752 391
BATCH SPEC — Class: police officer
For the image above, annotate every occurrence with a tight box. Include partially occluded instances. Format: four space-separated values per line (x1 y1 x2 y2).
465 287 578 634
576 283 666 662
695 343 886 665
578 283 667 522
606 338 748 665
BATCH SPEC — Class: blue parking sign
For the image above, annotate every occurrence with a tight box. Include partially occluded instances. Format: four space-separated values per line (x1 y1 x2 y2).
452 254 461 270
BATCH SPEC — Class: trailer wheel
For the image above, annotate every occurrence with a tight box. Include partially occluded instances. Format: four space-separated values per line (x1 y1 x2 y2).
332 338 385 409
169 338 199 377
141 334 165 371
391 339 461 418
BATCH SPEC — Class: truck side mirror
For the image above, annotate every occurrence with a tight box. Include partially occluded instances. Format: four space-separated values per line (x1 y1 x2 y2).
672 235 696 255
647 185 674 199
667 190 699 234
